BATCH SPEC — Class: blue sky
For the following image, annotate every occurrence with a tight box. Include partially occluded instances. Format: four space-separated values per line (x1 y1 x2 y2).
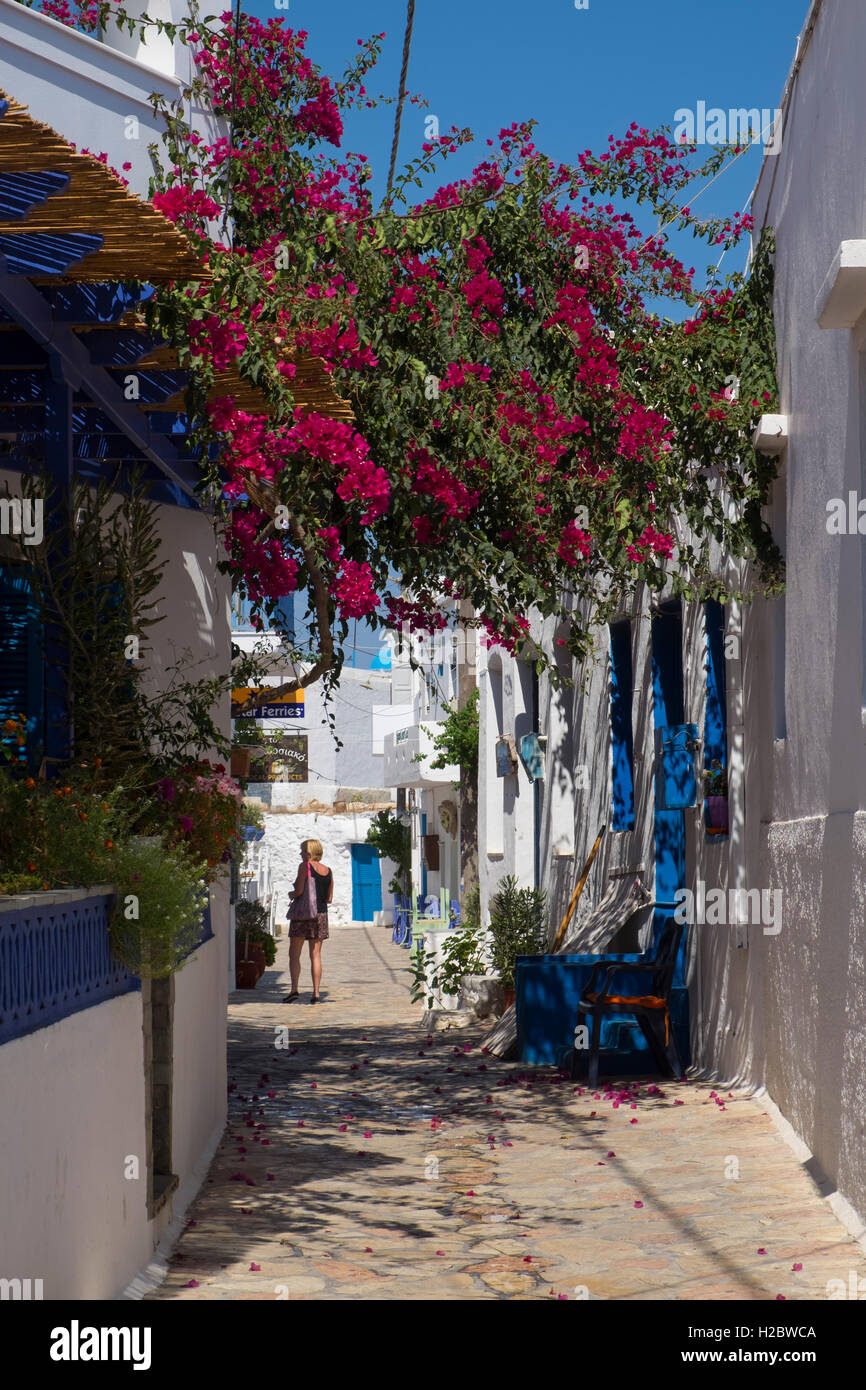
246 0 809 666
253 0 807 254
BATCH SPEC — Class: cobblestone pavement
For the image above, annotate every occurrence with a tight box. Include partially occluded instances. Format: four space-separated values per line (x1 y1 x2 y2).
148 925 866 1301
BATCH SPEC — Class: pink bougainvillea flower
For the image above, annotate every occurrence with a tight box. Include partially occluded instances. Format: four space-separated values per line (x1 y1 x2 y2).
607 1151 616 1158
630 1118 639 1124
674 1099 685 1106
339 1124 348 1132
466 1190 475 1196
792 1263 802 1272
364 1247 373 1253
363 1130 372 1138
185 1279 200 1288
776 1294 786 1301
297 1120 304 1127
757 1248 767 1255
523 1256 532 1263
634 1201 644 1209
249 1263 261 1272
435 1250 445 1256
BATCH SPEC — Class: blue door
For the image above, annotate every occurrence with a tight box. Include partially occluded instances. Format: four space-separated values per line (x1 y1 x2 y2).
650 601 690 984
350 843 383 921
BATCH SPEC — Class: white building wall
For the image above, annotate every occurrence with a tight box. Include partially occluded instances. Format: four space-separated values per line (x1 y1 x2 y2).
0 0 218 203
0 498 231 1295
0 991 150 1299
261 809 394 927
694 0 866 1222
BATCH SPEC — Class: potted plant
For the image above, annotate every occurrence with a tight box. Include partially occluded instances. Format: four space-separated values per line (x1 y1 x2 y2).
703 760 729 834
488 876 548 1009
235 899 276 983
409 916 489 1011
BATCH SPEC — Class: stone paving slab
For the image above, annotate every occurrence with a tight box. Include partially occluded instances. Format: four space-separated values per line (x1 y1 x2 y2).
146 926 866 1301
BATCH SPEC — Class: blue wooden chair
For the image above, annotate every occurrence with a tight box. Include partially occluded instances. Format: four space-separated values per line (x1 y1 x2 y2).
392 895 411 946
573 918 685 1086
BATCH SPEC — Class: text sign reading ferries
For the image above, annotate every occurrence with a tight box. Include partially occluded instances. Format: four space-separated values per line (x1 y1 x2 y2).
231 687 305 719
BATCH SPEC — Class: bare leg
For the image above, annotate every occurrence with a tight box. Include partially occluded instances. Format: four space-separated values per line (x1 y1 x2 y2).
309 940 323 998
289 936 303 992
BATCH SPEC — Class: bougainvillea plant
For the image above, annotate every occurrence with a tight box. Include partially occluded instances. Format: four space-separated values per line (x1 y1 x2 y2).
17 1 783 703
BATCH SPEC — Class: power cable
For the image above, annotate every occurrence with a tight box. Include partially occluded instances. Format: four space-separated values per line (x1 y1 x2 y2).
385 0 416 197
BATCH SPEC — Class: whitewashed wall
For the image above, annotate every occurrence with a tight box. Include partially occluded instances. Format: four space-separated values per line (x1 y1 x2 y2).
695 0 866 1226
262 810 395 927
0 499 231 1296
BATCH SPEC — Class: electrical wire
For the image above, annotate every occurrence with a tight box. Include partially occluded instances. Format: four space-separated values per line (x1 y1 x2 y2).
386 0 416 197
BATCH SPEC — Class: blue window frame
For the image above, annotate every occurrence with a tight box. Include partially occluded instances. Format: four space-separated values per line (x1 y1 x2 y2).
609 620 635 831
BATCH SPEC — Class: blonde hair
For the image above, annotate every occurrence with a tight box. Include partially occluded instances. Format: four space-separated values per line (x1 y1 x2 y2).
303 839 323 861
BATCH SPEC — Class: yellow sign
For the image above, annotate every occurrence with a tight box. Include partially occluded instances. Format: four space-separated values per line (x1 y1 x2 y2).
231 687 304 719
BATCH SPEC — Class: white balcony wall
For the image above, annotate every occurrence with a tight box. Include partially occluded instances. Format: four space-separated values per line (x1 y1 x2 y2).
383 722 458 789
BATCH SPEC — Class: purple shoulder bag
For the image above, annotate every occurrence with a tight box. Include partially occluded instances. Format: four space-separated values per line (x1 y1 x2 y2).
289 862 318 921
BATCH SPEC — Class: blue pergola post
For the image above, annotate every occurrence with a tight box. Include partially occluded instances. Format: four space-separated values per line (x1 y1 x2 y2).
42 350 73 769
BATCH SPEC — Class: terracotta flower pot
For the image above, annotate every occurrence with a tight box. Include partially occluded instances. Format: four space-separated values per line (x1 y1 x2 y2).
503 985 516 1010
231 748 251 779
235 958 259 989
248 943 267 979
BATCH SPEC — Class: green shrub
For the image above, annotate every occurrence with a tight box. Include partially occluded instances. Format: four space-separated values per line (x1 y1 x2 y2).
235 899 277 966
489 875 548 989
366 809 411 896
109 838 209 979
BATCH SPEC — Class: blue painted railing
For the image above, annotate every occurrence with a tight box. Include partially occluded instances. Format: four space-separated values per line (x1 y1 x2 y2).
0 889 140 1045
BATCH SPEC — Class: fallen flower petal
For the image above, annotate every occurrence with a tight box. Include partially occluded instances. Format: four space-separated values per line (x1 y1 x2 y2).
634 1201 644 1208
249 1263 260 1272
185 1279 200 1288
792 1263 803 1272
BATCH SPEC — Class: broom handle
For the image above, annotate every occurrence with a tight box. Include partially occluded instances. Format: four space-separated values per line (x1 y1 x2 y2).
552 824 606 952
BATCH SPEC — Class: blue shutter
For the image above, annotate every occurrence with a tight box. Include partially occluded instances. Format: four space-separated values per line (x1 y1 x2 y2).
654 723 700 809
0 565 43 761
703 599 728 767
609 620 635 830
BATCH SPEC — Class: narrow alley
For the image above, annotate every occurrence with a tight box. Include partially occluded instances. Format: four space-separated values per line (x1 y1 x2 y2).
148 927 865 1302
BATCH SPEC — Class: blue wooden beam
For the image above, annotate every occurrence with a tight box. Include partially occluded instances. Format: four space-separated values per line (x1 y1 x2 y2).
0 273 201 502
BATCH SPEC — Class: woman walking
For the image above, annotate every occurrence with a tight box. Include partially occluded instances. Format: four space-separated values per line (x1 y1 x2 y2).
284 839 332 1004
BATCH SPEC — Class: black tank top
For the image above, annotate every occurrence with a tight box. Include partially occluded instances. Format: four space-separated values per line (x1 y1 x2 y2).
311 866 331 912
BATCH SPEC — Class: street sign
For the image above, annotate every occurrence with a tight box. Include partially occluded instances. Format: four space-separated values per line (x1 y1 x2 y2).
249 734 308 783
231 686 304 719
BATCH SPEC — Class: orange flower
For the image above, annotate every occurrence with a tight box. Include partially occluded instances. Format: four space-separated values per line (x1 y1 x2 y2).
101 803 109 812
104 839 114 850
93 757 102 767
78 812 88 822
25 778 35 789
62 786 72 795
26 861 37 872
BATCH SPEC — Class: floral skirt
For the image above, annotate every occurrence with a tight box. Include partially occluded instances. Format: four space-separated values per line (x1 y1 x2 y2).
289 911 329 942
